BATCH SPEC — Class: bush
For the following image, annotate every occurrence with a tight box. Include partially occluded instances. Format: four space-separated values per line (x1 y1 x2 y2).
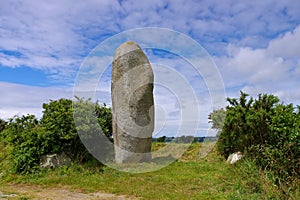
0 115 50 173
157 136 166 143
0 98 112 173
250 104 300 186
41 98 113 163
0 118 6 132
213 91 300 192
41 98 88 161
217 91 280 158
72 97 114 162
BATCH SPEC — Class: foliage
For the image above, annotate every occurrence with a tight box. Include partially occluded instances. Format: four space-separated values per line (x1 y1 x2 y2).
41 98 88 161
0 115 50 173
208 108 226 135
94 101 113 141
0 98 112 173
250 103 300 190
216 91 279 157
41 98 113 162
0 118 7 132
156 136 166 143
72 97 114 162
213 91 300 193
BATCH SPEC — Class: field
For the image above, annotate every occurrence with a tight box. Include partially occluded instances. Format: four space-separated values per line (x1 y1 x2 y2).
0 142 294 199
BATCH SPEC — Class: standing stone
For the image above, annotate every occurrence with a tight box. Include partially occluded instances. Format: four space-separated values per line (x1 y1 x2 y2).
111 41 154 163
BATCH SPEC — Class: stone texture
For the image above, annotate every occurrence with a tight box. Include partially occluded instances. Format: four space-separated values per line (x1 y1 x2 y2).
226 152 243 164
40 153 72 168
112 41 154 163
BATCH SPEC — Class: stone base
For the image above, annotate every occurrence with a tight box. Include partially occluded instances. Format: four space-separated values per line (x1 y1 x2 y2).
115 146 152 163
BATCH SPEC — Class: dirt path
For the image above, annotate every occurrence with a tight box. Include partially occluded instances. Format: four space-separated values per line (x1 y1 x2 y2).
0 184 137 200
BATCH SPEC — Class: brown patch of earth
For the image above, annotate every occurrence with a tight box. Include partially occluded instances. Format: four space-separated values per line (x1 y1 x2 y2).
0 184 138 200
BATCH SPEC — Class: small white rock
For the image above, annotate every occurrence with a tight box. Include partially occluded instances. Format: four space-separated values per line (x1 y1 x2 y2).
227 152 243 164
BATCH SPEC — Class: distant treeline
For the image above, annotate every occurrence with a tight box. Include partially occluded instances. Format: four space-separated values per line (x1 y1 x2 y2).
152 136 218 143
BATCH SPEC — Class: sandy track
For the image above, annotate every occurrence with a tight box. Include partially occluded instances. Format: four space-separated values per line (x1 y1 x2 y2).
0 184 137 200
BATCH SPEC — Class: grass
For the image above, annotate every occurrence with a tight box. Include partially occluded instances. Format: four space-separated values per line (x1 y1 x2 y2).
0 142 297 199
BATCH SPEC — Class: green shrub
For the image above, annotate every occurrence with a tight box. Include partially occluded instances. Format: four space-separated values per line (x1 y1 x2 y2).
72 97 114 162
0 98 112 174
41 98 88 161
0 118 6 132
0 115 50 173
213 91 300 193
41 98 113 163
249 103 300 188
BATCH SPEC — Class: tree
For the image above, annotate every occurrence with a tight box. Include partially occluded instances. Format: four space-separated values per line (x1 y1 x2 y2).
208 108 226 136
174 135 194 143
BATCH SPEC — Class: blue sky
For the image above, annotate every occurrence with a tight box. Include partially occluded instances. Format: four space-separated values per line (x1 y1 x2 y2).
1 0 300 136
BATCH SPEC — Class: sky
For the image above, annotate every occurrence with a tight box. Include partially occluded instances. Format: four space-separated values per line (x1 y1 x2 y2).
0 0 300 137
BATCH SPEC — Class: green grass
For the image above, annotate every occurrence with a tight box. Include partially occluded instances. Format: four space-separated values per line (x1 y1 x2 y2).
0 142 297 199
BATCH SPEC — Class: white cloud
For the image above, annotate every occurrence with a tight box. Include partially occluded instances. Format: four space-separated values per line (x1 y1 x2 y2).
268 26 300 59
1 0 300 136
216 25 300 105
0 0 122 82
0 82 72 119
1 0 299 83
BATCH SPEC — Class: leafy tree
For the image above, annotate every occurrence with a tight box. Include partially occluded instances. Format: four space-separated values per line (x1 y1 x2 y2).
208 108 226 135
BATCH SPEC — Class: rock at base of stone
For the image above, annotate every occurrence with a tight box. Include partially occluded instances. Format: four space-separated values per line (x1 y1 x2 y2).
226 152 243 164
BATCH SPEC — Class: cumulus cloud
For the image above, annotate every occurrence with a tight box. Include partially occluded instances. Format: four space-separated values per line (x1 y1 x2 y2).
216 25 300 105
268 26 300 59
0 82 72 119
1 0 299 81
1 0 300 135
